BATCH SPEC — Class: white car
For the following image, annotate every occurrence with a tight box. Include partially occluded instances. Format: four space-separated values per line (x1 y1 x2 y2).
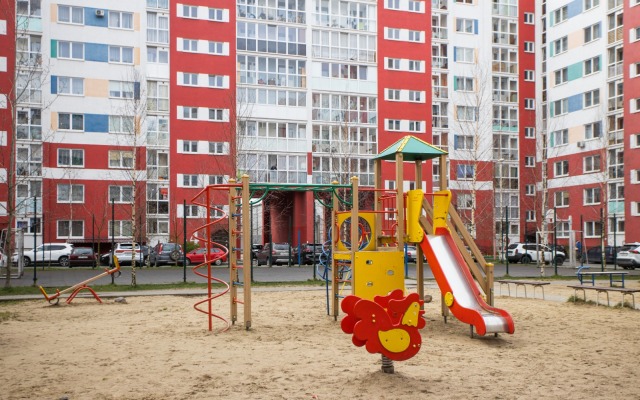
15 243 74 267
616 243 640 270
507 243 565 265
100 243 144 265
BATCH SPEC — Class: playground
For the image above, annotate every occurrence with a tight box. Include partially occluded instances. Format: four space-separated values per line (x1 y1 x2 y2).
1 285 639 399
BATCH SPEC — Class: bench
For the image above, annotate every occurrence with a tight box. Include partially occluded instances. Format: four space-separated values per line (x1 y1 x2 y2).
567 285 640 308
497 280 551 300
576 270 629 288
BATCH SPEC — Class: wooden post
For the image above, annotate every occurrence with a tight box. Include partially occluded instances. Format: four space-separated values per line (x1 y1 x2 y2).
228 179 238 325
396 153 404 249
350 176 359 294
242 175 252 329
374 159 382 249
415 160 424 305
331 181 340 320
438 154 449 321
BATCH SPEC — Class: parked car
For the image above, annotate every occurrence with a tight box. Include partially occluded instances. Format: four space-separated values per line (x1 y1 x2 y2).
295 243 324 265
581 246 620 265
100 243 145 266
405 245 426 263
149 242 184 267
506 243 565 265
68 247 97 268
251 244 263 260
255 243 293 265
16 243 74 267
616 243 640 269
185 247 227 266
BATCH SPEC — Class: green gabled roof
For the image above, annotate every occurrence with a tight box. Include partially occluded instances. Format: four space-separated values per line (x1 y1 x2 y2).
374 135 448 161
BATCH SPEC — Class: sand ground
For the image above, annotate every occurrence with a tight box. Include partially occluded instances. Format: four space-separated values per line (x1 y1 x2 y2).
1 282 639 400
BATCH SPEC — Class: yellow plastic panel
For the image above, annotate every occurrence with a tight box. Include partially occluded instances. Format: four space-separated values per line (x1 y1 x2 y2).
353 251 405 300
432 190 452 234
406 189 424 243
336 212 376 252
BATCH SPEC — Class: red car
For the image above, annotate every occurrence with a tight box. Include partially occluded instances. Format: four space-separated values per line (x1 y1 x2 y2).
185 247 227 266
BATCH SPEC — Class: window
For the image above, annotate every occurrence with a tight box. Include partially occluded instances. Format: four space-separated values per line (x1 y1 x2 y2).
57 184 84 203
524 98 535 110
551 129 568 146
455 76 474 91
182 174 200 187
554 68 568 85
109 81 134 99
455 47 475 63
524 41 534 53
58 149 84 167
408 30 422 42
147 47 168 63
208 41 224 55
585 221 602 238
209 142 226 154
525 210 536 222
182 73 198 86
208 108 225 121
108 150 134 169
584 121 602 139
386 28 400 40
58 113 84 131
584 155 601 173
183 205 201 218
108 221 133 238
408 121 422 132
109 11 133 29
457 106 478 122
552 6 568 25
183 140 198 153
57 76 83 95
584 23 601 43
456 164 475 180
456 18 475 34
408 60 423 72
552 36 568 54
147 81 169 112
57 220 83 238
209 8 224 21
108 46 133 64
524 70 535 81
209 175 224 185
58 41 83 60
182 39 198 52
108 116 134 133
525 127 535 138
386 0 400 10
408 0 422 11
554 160 569 177
584 0 599 10
632 27 640 42
386 58 400 70
584 187 601 205
409 91 422 102
524 12 534 24
457 193 473 209
632 98 640 113
387 119 400 131
109 185 133 203
208 75 224 88
17 0 42 16
584 89 600 107
147 12 169 44
552 99 568 116
584 56 600 75
182 107 198 119
58 5 83 24
183 5 198 18
555 191 569 207
525 156 535 167
454 135 474 150
386 89 400 101
147 0 169 9
525 184 535 196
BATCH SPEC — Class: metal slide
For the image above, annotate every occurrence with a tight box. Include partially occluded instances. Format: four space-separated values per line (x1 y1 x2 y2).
419 229 514 336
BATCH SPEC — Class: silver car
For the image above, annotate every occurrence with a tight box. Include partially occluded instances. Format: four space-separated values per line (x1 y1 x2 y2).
15 243 74 267
616 243 640 270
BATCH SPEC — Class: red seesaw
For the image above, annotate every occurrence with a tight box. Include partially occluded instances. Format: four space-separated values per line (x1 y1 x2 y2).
39 257 122 305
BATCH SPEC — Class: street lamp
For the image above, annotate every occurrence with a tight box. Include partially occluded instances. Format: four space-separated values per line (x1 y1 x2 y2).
111 198 115 284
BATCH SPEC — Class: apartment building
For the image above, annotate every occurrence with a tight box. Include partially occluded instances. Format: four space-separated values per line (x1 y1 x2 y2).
539 0 640 249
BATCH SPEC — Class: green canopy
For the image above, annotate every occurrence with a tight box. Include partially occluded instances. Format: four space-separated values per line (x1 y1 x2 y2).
374 135 448 162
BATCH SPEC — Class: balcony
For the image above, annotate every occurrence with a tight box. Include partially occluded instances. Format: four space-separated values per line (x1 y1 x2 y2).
608 129 624 146
433 86 449 99
432 56 448 69
608 0 623 10
607 96 623 113
432 27 448 40
607 62 622 79
432 0 448 11
607 27 623 45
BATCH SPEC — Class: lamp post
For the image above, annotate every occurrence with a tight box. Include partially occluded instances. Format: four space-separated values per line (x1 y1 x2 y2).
32 195 37 285
183 199 187 283
553 207 557 276
111 198 115 284
613 213 617 270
